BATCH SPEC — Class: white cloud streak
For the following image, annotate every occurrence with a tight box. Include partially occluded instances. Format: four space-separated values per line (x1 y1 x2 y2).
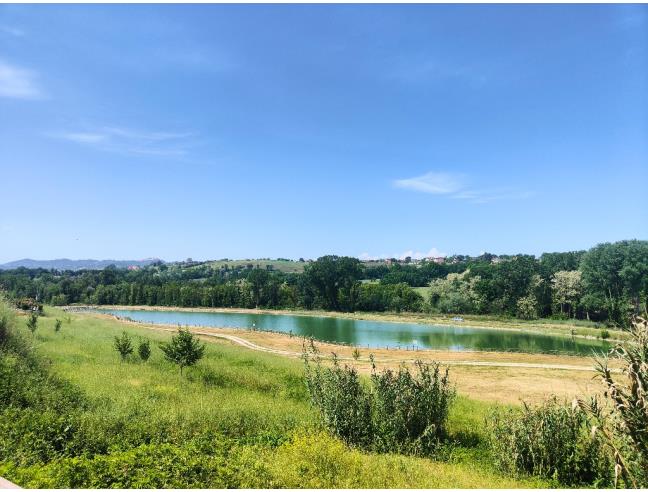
0 25 25 37
394 172 463 194
394 171 533 204
359 247 446 261
50 126 195 157
0 60 42 99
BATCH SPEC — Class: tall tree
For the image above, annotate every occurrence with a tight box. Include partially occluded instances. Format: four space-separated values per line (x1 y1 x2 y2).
247 268 269 308
551 270 583 318
581 240 648 325
304 256 363 311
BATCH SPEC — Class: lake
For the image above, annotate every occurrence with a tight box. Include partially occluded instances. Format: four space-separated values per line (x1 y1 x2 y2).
95 308 611 356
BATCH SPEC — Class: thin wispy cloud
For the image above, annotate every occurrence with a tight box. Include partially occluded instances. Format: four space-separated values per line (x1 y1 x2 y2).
387 54 490 87
394 172 464 194
0 60 42 99
615 5 646 29
50 126 195 158
394 171 533 204
359 247 446 261
0 25 25 37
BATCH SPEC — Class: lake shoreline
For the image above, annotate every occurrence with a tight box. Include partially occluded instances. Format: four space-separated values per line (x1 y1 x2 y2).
64 304 622 345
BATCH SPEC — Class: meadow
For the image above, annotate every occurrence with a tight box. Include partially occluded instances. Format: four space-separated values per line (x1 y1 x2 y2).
0 306 554 488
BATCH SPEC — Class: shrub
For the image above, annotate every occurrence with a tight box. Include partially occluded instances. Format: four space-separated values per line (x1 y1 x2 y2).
352 348 360 360
600 329 610 340
581 316 648 487
137 338 151 362
15 298 42 313
0 442 240 488
0 294 15 344
303 342 455 456
304 351 372 447
487 397 612 486
260 431 430 488
54 319 62 333
113 332 133 361
371 360 454 455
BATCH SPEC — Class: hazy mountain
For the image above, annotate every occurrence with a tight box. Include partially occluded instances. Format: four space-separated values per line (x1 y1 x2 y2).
0 258 162 271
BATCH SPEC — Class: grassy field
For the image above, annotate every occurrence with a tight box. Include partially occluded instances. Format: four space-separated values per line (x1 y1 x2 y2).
98 313 606 405
0 307 552 488
202 259 307 273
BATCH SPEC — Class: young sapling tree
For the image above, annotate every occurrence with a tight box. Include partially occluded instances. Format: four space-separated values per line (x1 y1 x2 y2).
114 331 134 362
26 311 38 335
161 328 205 375
138 338 151 362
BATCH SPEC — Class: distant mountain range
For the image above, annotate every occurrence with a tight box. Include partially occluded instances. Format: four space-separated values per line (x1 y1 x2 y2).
0 258 162 271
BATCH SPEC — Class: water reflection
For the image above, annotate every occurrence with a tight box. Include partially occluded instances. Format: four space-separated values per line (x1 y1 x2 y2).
97 308 610 356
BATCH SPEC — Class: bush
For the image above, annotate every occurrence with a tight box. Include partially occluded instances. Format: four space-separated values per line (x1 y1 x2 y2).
487 397 612 486
581 316 648 487
303 342 455 456
304 351 372 448
0 442 242 488
600 329 610 340
14 298 42 313
371 360 454 455
0 294 15 345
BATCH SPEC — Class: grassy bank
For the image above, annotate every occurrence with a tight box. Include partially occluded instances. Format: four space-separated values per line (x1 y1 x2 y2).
0 307 550 488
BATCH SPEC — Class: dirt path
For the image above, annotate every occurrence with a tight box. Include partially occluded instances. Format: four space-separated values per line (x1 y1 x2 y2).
167 326 609 405
0 476 19 489
191 330 599 372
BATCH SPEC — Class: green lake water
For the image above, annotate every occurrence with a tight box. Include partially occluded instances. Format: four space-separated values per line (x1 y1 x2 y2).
96 308 611 356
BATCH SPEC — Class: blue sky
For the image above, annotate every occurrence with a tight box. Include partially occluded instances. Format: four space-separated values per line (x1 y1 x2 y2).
1 4 646 263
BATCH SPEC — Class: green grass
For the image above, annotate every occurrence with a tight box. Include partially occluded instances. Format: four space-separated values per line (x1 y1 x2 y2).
1 307 550 488
413 286 432 301
202 259 307 273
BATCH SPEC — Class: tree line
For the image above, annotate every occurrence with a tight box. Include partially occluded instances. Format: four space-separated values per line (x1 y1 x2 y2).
0 240 645 327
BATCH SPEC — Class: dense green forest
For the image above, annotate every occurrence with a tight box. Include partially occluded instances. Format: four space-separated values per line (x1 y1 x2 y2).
1 240 646 327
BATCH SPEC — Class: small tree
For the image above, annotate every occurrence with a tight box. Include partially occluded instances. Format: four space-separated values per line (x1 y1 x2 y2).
54 319 62 333
26 311 38 335
160 328 205 375
138 338 151 362
352 348 361 360
114 331 134 362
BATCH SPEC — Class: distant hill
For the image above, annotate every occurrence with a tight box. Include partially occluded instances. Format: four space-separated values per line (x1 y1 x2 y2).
0 258 162 271
201 259 308 273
